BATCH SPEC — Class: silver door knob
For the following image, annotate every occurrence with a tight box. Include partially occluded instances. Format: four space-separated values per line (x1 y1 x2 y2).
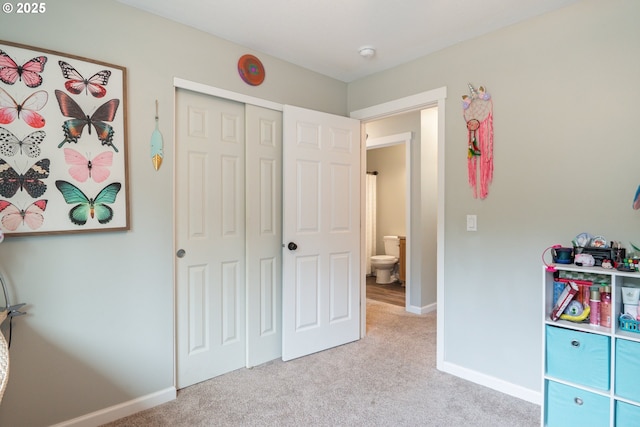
176 249 186 258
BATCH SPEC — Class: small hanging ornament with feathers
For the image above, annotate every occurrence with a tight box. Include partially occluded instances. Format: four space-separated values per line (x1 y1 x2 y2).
150 100 164 171
462 83 493 199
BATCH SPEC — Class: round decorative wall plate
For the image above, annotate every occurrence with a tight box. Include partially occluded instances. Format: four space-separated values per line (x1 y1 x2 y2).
238 54 265 86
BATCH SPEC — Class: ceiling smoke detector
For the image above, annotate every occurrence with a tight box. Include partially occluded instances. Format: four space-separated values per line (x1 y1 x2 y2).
359 46 376 58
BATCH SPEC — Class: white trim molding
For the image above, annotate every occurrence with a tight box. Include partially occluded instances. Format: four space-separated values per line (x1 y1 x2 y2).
350 87 447 121
173 77 283 111
366 131 413 150
407 302 437 315
50 387 176 427
441 362 541 405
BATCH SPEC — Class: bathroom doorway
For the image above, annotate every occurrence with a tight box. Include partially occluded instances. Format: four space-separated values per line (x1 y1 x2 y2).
352 89 443 361
365 135 409 308
363 107 438 316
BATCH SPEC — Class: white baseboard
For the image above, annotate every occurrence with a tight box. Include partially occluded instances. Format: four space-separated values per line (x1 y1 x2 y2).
51 387 176 427
440 361 541 405
407 302 436 315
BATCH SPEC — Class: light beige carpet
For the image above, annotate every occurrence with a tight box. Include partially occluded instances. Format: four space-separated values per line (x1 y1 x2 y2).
103 300 539 426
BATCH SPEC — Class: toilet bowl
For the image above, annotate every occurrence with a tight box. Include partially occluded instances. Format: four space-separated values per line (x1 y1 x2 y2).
371 255 398 284
370 236 400 284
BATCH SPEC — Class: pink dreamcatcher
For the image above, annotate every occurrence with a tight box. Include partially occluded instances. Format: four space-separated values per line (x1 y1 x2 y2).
462 83 493 199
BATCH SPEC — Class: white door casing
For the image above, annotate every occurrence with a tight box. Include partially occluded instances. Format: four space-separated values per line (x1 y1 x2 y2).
175 89 246 388
282 105 361 361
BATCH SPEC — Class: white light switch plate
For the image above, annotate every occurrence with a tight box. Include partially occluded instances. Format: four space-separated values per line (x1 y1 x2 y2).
466 215 477 231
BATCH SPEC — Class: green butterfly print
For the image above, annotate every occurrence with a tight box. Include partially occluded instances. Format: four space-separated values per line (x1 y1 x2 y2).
55 180 121 225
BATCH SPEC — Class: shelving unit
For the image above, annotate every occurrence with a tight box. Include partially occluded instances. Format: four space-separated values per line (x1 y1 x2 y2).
542 264 640 427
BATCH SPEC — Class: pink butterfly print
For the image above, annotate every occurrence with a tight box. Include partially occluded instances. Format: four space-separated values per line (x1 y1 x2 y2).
0 49 48 88
0 199 47 231
58 61 111 98
64 148 113 183
0 88 48 128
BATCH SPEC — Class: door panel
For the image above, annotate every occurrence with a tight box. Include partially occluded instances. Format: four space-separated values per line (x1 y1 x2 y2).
176 89 246 388
282 105 361 361
246 105 283 366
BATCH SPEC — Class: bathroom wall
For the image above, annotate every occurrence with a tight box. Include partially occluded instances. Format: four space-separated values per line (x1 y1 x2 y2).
366 144 406 252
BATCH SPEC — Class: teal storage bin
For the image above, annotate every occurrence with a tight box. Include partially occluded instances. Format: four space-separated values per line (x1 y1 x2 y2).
545 380 609 427
546 325 610 390
615 339 640 402
616 400 640 427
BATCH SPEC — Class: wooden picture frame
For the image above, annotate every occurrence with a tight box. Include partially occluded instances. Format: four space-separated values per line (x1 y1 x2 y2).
0 40 129 236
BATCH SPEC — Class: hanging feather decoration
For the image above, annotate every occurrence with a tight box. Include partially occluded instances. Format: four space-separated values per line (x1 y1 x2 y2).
151 100 164 171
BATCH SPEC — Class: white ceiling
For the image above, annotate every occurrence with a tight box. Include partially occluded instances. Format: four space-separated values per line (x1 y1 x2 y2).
118 0 579 82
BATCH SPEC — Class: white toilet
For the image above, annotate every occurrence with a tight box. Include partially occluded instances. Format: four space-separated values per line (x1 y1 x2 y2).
371 235 400 284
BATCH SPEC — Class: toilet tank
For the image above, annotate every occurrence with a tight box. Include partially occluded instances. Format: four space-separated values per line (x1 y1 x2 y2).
383 235 400 257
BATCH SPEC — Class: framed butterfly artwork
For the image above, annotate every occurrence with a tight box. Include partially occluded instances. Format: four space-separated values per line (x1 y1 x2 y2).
0 40 129 236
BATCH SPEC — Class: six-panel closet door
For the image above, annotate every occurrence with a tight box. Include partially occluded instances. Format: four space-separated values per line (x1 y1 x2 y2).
175 89 283 389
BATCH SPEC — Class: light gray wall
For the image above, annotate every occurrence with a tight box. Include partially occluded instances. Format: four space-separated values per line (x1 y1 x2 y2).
0 1 346 426
350 0 640 395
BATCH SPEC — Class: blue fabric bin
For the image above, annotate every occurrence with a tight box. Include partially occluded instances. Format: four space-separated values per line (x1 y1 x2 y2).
546 325 610 390
615 338 640 402
545 380 609 427
616 400 640 427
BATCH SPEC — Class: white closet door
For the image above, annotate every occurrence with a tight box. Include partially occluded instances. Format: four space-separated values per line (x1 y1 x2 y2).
245 104 283 366
282 104 361 361
175 89 246 388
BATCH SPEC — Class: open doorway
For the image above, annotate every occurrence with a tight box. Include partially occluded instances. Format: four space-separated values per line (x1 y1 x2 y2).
364 130 410 309
353 89 444 346
356 105 442 378
361 107 438 318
